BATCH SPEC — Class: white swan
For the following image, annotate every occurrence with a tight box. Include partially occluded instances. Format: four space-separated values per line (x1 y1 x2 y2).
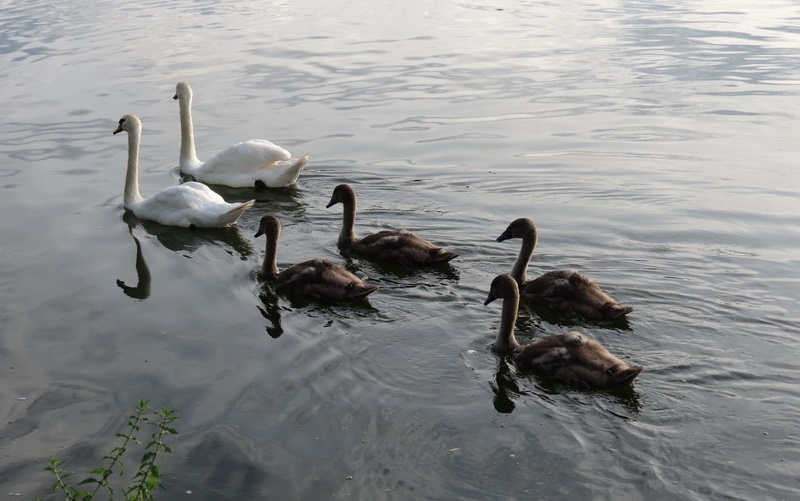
113 114 255 228
173 82 309 188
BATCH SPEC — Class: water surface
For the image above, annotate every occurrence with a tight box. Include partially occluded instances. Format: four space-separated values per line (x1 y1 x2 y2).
2 1 800 499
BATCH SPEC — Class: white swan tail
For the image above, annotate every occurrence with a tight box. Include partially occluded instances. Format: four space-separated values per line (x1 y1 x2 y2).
220 199 256 226
257 154 309 188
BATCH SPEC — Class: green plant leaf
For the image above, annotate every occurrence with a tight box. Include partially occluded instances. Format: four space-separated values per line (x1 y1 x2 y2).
40 399 178 501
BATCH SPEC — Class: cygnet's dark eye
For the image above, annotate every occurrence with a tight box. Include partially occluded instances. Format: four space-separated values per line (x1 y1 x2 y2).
606 367 616 375
119 118 125 125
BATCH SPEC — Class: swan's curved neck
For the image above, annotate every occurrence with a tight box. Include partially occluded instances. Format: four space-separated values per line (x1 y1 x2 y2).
124 124 144 206
261 231 280 279
178 93 200 169
511 231 537 285
494 291 522 353
337 198 358 246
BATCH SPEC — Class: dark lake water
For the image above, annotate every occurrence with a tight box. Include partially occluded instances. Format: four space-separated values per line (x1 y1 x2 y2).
3 0 800 499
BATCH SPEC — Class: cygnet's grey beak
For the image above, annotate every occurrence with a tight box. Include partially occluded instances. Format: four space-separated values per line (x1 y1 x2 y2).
496 228 512 243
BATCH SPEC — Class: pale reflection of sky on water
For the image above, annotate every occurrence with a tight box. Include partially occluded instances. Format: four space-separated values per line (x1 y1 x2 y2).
1 1 800 499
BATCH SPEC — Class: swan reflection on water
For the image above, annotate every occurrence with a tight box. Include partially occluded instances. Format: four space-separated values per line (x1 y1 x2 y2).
256 291 284 339
520 301 633 331
122 211 254 259
336 247 461 283
490 355 642 415
176 169 306 207
116 225 151 300
255 286 380 340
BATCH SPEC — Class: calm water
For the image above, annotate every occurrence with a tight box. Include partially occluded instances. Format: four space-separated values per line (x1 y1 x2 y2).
2 0 800 499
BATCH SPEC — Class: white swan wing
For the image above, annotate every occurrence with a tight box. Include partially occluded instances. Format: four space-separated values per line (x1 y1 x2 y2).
175 181 227 202
190 140 307 188
200 140 292 175
130 183 252 227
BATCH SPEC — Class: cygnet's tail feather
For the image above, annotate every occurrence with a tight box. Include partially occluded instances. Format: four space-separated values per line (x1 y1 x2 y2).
610 366 643 387
605 303 633 320
348 284 379 299
434 250 459 264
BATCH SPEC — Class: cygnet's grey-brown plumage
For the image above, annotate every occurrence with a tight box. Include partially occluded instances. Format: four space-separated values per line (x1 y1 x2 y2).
326 184 458 267
496 218 632 320
255 215 378 300
485 274 642 388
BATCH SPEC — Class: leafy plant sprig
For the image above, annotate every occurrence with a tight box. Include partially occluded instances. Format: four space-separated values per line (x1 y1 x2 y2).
36 400 179 501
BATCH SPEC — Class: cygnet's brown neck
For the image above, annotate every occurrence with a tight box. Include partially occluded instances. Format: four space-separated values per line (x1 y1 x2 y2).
337 197 358 246
510 229 538 285
260 228 280 279
494 285 522 354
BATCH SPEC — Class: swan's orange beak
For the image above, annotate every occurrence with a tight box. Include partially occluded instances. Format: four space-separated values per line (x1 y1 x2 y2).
113 125 123 135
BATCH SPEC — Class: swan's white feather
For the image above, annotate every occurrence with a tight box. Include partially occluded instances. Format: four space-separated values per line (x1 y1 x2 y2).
116 114 254 228
128 182 254 228
175 82 308 188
